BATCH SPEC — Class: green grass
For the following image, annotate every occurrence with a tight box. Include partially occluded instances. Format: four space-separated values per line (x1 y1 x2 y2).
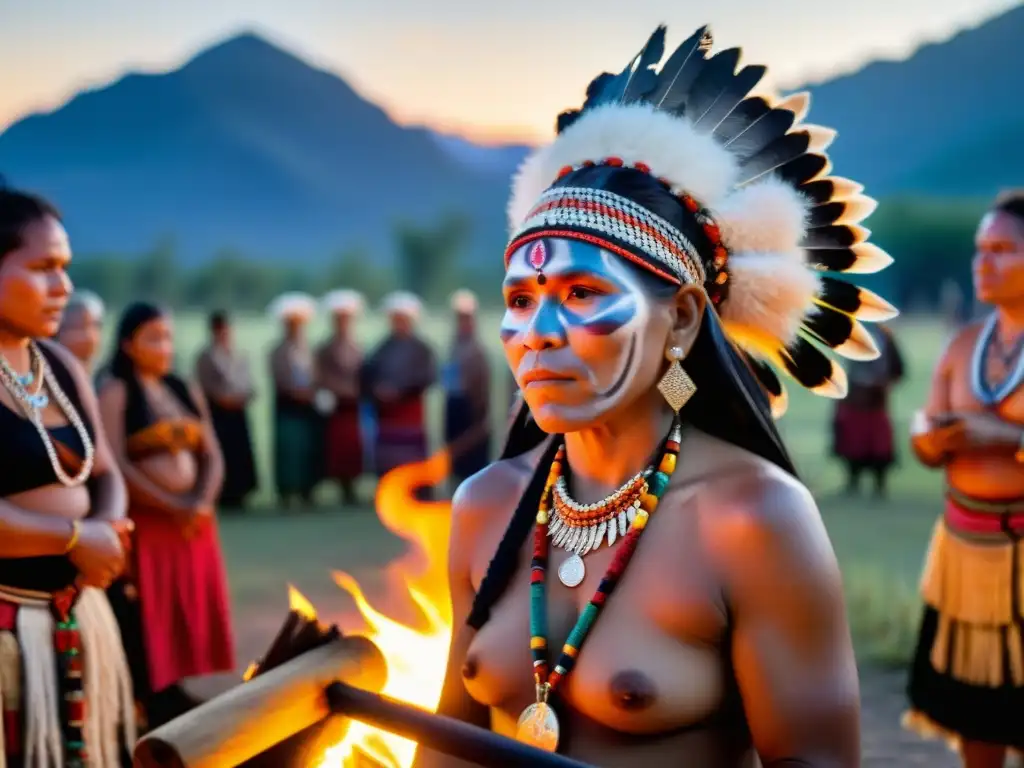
149 310 955 669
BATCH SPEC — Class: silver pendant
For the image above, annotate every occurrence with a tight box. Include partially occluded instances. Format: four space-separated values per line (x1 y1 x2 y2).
516 701 559 752
557 554 585 588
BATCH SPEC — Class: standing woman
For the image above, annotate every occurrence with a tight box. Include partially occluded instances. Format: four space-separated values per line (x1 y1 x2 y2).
267 293 320 507
99 303 235 730
315 290 365 505
0 188 135 767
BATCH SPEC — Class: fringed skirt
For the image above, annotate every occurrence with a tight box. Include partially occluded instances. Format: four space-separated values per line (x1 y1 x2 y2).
0 586 136 768
904 493 1024 749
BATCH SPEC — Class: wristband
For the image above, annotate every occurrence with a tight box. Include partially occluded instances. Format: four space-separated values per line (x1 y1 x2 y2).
64 520 81 553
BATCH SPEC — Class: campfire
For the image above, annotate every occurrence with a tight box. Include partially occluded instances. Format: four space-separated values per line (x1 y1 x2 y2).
132 454 598 768
318 451 454 768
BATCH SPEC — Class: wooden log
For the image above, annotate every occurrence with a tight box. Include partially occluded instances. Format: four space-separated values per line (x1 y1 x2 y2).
326 683 597 768
133 635 386 768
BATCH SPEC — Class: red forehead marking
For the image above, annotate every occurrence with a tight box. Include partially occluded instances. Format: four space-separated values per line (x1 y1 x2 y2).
528 241 548 270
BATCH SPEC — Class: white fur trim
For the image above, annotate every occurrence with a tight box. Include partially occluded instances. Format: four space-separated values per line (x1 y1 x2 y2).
713 177 809 255
720 251 820 345
508 104 738 231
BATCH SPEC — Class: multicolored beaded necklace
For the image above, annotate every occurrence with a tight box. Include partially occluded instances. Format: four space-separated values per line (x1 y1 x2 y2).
516 421 682 752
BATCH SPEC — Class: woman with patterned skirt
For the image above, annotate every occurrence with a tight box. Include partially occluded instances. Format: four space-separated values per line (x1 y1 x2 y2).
415 24 898 768
315 290 365 505
905 191 1024 767
100 303 235 731
0 187 135 767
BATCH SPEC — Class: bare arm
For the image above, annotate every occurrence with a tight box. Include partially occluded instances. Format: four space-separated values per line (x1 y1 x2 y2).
711 475 859 768
40 339 128 522
412 478 490 768
97 378 190 515
0 501 77 557
185 382 225 506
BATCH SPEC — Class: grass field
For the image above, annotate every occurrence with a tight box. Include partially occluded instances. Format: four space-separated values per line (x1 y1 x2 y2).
148 309 956 669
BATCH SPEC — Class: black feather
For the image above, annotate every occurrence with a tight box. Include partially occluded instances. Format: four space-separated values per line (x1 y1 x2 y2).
737 131 812 183
817 276 864 314
799 179 841 206
556 110 581 133
691 64 766 131
802 225 859 249
804 247 860 273
680 48 741 120
725 108 797 162
621 26 667 103
649 26 713 112
773 153 829 187
802 306 856 349
742 352 783 399
713 96 770 144
779 336 836 390
805 201 847 228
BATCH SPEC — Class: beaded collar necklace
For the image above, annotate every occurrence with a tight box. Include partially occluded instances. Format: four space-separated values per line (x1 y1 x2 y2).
516 421 682 752
970 313 1024 407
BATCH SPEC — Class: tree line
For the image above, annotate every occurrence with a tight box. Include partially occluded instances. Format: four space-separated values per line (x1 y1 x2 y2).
67 198 990 313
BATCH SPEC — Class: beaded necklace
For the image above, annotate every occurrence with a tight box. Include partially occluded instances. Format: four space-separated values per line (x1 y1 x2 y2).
516 421 682 752
970 313 1024 407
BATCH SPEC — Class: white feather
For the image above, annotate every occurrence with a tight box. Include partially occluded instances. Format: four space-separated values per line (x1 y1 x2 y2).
720 250 820 345
713 177 809 254
507 104 738 231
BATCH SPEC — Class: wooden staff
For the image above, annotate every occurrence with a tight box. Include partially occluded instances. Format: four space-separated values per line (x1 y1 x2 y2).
132 635 386 768
326 683 597 768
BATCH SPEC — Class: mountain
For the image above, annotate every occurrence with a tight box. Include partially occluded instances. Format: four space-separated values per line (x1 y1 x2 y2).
0 33 512 264
1 7 1021 266
797 4 1024 196
428 132 530 178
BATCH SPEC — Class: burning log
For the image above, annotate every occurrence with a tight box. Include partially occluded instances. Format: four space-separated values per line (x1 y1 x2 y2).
133 633 386 768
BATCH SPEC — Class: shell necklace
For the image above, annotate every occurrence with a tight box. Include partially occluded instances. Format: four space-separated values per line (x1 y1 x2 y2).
548 466 650 588
0 342 95 487
517 421 681 752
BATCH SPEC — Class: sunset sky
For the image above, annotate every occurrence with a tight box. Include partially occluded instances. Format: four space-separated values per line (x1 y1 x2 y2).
1 0 1018 143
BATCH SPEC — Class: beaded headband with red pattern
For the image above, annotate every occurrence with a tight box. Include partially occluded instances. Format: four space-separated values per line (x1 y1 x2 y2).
505 25 899 416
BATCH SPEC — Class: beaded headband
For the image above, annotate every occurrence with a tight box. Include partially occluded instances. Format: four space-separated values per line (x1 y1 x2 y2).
505 25 899 415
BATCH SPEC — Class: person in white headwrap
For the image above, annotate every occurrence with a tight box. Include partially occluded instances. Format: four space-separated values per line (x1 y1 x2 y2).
315 290 366 504
443 289 492 484
360 291 437 480
56 289 105 376
267 292 320 506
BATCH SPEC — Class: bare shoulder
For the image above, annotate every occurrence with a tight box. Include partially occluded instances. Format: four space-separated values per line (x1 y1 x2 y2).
451 440 550 539
97 374 126 403
678 431 836 575
942 320 985 364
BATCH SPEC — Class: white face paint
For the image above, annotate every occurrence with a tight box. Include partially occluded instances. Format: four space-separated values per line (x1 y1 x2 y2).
501 237 674 433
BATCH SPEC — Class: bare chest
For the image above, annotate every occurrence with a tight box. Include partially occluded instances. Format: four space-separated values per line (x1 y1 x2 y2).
464 494 732 736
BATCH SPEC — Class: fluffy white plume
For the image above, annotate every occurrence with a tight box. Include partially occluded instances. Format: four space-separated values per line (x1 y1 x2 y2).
719 250 821 346
712 177 808 255
508 104 738 231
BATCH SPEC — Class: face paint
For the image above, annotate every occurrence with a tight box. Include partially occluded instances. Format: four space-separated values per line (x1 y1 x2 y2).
501 237 669 432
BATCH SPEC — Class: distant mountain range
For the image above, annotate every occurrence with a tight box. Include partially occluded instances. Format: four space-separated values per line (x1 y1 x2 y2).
0 5 1021 264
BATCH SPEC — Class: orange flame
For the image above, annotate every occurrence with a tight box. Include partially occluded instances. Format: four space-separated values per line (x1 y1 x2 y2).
316 451 455 768
289 584 319 621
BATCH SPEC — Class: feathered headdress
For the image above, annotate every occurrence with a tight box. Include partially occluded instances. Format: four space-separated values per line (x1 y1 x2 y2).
505 25 897 415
